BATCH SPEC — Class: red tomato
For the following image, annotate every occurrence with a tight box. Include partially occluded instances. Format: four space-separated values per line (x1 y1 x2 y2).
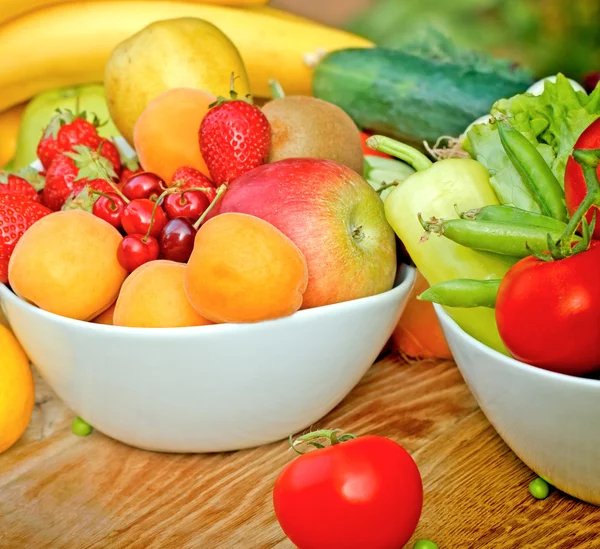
496 241 600 375
360 131 392 159
564 118 600 238
273 435 423 549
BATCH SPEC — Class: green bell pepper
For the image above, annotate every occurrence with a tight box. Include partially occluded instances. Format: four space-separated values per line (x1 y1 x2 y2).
368 135 511 355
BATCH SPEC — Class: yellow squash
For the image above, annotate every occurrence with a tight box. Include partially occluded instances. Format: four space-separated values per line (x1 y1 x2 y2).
0 2 373 112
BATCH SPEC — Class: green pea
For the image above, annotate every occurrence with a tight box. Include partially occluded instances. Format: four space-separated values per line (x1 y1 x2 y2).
413 540 439 549
529 477 550 500
459 205 568 233
419 278 500 308
72 417 93 437
498 122 567 222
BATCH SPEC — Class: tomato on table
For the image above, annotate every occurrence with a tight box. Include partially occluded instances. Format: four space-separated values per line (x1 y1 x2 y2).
273 430 423 549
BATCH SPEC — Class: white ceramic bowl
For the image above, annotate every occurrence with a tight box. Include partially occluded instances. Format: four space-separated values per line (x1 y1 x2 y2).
434 304 600 505
0 266 415 453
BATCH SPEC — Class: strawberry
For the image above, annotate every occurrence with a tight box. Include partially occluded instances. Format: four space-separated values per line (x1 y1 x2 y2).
36 110 122 176
199 84 271 185
170 166 217 201
119 155 142 186
0 194 51 283
42 145 118 211
0 171 41 202
62 179 119 213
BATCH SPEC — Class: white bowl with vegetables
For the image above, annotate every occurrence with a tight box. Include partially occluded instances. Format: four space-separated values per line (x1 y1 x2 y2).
367 74 600 504
434 304 600 505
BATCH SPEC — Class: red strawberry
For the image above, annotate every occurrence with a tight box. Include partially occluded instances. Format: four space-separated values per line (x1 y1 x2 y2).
42 145 119 211
199 87 271 185
36 110 122 176
62 179 119 213
97 139 122 176
0 194 51 283
119 155 142 186
0 172 40 202
170 166 217 201
37 110 102 171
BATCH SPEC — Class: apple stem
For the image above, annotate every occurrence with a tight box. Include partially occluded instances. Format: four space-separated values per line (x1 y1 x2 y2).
193 184 228 230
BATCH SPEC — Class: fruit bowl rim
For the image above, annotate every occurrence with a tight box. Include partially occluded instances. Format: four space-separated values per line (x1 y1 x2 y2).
433 303 600 388
0 264 415 338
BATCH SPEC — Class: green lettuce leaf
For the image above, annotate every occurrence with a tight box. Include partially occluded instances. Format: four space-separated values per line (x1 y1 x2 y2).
466 74 600 213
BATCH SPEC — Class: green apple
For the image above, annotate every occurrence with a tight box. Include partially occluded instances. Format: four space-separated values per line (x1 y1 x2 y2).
13 84 121 170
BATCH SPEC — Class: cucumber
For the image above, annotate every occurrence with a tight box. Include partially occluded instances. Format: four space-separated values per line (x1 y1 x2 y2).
313 43 534 145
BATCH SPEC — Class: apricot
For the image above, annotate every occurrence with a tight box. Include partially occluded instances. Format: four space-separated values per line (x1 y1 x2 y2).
8 211 126 321
92 302 116 325
184 213 308 323
133 88 215 184
113 260 211 328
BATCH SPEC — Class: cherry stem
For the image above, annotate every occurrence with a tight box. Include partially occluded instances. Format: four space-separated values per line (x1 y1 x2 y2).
551 148 600 260
289 429 357 455
90 190 117 210
193 184 228 230
142 188 173 242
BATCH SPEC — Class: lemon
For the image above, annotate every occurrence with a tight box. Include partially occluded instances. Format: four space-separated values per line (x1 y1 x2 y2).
0 325 34 453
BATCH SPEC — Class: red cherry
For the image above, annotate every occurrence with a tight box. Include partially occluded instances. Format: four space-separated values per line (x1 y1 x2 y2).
117 234 160 272
163 190 210 221
121 198 167 237
122 172 165 201
92 193 126 229
160 217 197 263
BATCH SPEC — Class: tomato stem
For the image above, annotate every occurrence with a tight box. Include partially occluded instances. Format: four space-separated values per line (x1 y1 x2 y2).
193 184 228 230
289 429 357 455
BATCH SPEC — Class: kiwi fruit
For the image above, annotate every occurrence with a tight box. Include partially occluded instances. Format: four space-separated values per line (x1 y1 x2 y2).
261 96 364 174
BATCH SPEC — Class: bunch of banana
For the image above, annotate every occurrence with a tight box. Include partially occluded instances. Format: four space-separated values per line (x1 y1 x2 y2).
0 2 373 113
0 0 268 27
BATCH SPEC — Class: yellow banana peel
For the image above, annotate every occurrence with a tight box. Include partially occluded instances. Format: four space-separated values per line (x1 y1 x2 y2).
0 2 373 112
0 0 269 28
0 103 26 168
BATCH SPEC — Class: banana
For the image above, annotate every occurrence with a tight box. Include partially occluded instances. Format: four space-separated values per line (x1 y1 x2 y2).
0 103 26 168
0 2 373 112
0 0 268 28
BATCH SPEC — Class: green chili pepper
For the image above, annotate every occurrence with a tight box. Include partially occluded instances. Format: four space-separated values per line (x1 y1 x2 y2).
459 204 568 233
419 216 568 258
498 122 567 222
419 279 500 308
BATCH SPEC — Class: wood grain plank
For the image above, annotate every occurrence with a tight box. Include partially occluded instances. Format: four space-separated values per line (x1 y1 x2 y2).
1 355 598 549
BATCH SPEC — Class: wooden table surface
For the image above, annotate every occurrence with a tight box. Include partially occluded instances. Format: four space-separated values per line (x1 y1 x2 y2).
1 354 599 549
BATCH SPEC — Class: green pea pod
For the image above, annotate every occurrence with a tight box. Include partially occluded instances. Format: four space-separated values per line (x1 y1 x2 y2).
459 205 568 233
419 279 501 308
420 217 569 258
498 122 567 222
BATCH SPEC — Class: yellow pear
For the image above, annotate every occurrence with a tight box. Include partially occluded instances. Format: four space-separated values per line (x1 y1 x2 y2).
104 17 250 145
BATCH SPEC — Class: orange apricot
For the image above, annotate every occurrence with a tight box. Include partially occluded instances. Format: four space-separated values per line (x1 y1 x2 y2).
113 260 212 328
133 88 215 184
184 213 309 323
92 302 116 325
8 211 127 321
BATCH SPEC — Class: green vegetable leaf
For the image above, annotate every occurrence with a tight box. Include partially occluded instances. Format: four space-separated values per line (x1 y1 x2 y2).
467 74 600 212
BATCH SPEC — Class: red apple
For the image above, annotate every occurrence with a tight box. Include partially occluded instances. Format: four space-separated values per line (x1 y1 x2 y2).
209 158 397 309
